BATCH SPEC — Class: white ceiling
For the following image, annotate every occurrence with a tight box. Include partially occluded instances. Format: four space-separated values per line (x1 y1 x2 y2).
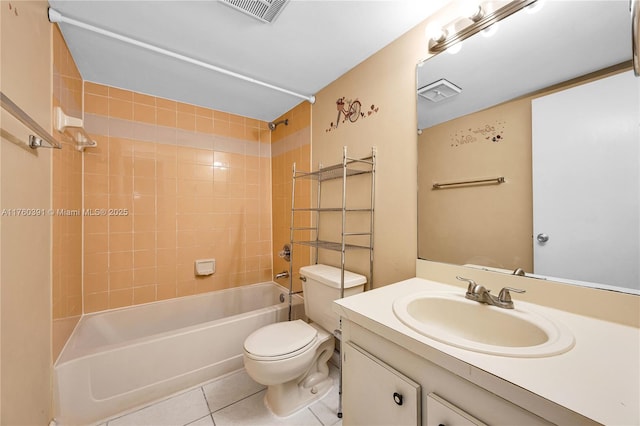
49 0 451 122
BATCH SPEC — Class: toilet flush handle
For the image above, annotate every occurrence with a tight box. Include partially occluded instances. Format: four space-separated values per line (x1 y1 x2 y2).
299 275 307 282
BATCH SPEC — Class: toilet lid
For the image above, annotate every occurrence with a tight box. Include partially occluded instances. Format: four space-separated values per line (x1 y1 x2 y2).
244 320 317 358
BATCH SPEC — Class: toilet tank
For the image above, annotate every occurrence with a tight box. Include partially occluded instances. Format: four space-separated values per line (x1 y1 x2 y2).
300 264 366 333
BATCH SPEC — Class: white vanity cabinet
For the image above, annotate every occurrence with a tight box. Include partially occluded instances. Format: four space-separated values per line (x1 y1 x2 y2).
340 320 556 426
335 277 637 425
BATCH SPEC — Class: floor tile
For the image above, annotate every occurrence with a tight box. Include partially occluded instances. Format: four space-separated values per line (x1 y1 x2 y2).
103 364 343 426
107 388 210 426
309 366 341 426
212 390 322 426
185 414 215 426
309 399 340 426
203 369 265 412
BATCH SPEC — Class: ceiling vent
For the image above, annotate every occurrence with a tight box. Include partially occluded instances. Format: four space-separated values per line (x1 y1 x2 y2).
220 0 290 23
418 79 462 103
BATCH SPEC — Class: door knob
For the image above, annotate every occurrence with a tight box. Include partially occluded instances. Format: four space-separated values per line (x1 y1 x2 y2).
537 233 549 243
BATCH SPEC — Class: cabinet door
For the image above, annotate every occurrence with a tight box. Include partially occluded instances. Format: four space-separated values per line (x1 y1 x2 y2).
342 341 421 426
426 393 487 426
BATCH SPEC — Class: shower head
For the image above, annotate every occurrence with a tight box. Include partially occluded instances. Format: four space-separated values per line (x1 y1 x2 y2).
268 119 289 131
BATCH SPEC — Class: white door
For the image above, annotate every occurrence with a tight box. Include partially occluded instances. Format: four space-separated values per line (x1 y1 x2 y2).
532 70 639 291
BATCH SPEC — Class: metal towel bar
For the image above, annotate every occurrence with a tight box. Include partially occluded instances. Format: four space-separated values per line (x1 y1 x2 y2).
432 176 505 189
1 91 62 149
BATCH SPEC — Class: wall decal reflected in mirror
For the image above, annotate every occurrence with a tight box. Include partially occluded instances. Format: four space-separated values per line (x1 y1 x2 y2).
417 1 640 294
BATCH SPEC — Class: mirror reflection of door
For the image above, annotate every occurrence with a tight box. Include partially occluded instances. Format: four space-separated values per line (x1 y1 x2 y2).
532 70 640 289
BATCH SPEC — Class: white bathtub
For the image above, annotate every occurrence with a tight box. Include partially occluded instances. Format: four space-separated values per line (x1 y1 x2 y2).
54 282 302 425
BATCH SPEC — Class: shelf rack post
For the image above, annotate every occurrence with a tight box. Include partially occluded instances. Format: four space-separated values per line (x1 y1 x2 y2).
287 146 376 420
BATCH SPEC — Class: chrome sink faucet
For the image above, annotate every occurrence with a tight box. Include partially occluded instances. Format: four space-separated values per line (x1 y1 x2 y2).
456 276 525 309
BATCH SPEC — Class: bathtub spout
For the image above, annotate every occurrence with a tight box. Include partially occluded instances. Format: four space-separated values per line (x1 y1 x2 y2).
275 271 289 280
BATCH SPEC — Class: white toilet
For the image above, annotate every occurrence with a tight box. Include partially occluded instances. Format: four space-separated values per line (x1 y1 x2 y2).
243 264 366 417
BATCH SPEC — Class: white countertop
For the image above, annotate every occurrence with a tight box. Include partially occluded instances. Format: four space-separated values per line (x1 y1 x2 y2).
333 277 640 426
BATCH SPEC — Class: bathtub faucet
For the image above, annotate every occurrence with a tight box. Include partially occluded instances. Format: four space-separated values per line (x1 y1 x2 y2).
275 271 289 280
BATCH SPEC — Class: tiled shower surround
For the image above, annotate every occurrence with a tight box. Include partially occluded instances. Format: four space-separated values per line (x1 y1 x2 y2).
52 26 84 360
51 31 312 361
270 102 312 294
82 82 274 313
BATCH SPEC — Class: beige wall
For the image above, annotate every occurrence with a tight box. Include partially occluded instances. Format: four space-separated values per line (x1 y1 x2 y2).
0 1 53 423
270 103 312 293
81 83 273 313
418 98 533 271
311 12 439 287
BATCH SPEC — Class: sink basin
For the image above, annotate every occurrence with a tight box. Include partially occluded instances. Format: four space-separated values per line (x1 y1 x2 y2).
392 292 574 357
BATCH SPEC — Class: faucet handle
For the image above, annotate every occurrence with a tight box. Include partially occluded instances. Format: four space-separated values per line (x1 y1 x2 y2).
456 276 480 294
498 287 526 303
512 267 526 276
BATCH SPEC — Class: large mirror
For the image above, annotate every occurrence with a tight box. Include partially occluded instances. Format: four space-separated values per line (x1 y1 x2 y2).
417 0 640 294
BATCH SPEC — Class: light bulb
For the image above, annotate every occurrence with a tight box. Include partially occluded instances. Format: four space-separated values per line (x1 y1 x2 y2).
526 0 544 14
481 22 499 38
447 42 463 55
458 0 483 21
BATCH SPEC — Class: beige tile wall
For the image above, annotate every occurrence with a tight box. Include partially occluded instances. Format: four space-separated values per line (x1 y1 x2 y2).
270 103 312 292
82 82 272 313
52 25 83 361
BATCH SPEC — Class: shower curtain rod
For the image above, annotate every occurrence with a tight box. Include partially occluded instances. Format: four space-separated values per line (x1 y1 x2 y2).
48 8 316 104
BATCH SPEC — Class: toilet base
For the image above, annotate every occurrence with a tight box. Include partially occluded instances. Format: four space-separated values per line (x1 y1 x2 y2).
264 375 333 418
262 338 335 417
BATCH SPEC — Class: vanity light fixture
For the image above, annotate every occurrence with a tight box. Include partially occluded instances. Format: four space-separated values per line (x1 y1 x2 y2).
458 0 485 22
525 0 545 14
428 0 538 53
418 79 462 102
425 23 448 44
481 22 500 38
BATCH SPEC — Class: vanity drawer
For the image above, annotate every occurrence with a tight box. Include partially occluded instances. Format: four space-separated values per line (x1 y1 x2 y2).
426 393 487 426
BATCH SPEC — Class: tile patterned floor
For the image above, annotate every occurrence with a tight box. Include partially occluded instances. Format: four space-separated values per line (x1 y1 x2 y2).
100 365 343 426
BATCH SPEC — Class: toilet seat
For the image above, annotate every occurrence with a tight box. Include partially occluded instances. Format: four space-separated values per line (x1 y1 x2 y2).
244 320 318 361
